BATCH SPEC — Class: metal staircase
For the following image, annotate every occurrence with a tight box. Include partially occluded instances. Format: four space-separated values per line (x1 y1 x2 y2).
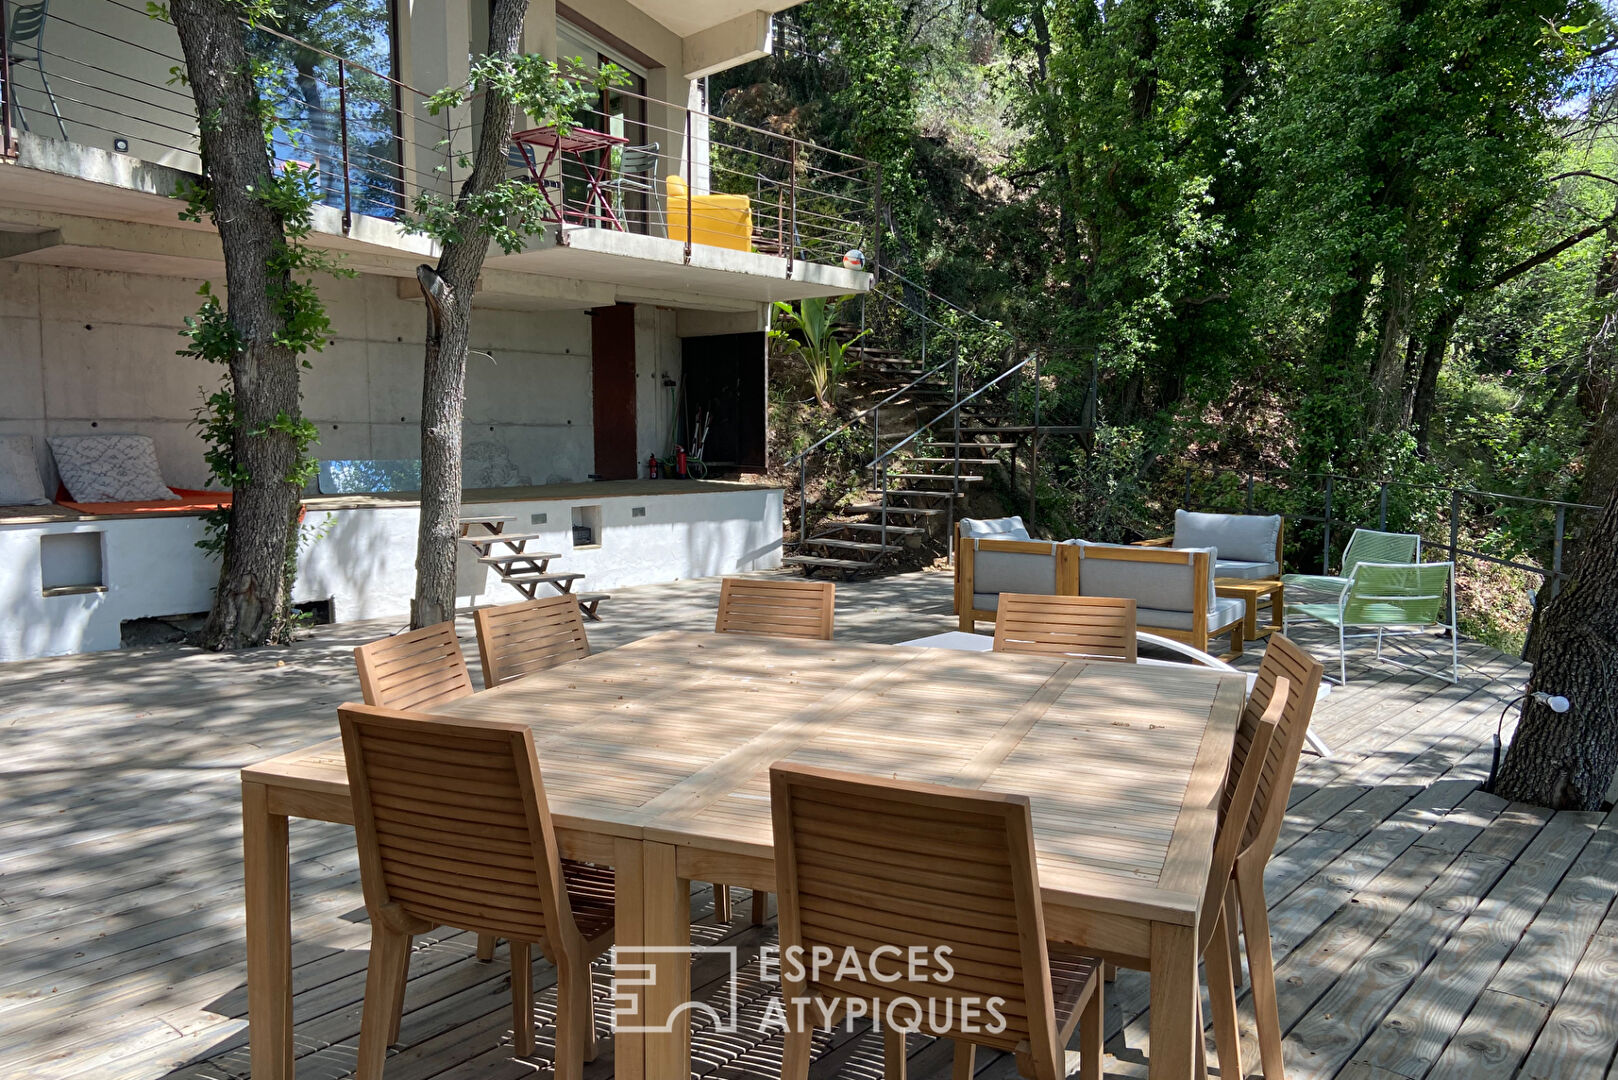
782 269 1045 577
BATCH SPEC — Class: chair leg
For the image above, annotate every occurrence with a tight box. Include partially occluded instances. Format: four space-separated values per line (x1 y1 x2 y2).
783 1016 814 1080
751 889 769 925
1339 624 1348 686
1205 907 1244 1080
713 882 733 924
1194 992 1209 1080
510 939 534 1058
951 1039 976 1080
1237 856 1285 1080
477 933 497 961
1225 888 1243 989
1078 980 1104 1080
554 950 594 1080
577 957 600 1062
356 925 412 1080
883 1026 908 1080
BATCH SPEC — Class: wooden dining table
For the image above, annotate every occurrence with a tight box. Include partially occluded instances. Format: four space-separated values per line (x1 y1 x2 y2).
240 630 1244 1080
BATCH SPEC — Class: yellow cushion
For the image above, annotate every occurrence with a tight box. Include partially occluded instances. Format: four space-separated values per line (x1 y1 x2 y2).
665 175 752 252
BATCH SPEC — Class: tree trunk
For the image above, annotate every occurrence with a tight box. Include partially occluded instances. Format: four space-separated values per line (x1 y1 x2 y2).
172 0 305 649
1409 306 1460 457
1494 489 1618 810
410 0 528 627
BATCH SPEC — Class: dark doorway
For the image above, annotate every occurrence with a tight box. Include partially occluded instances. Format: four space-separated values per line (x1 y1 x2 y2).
680 331 767 471
591 303 638 479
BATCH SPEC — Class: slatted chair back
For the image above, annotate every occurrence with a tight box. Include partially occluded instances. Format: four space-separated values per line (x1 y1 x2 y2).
1342 562 1453 627
353 622 475 710
993 593 1138 663
1200 688 1283 951
338 703 577 947
1223 635 1325 862
474 595 591 687
715 578 835 640
1340 528 1421 578
770 764 1065 1080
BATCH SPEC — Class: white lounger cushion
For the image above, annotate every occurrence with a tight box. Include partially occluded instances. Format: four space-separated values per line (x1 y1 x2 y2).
960 515 1031 541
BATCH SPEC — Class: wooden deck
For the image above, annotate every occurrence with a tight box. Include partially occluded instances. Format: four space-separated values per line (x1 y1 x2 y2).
1 569 1612 1080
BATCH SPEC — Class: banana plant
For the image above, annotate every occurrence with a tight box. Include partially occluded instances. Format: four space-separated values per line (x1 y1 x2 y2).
771 296 868 408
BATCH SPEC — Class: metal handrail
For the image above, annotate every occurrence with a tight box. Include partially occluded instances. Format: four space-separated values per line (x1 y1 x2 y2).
1174 464 1605 601
781 350 958 468
871 354 1035 467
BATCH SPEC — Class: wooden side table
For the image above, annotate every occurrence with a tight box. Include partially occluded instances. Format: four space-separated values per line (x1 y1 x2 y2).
1215 577 1284 642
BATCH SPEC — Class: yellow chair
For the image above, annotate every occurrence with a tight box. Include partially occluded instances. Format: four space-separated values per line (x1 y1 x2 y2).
665 174 752 252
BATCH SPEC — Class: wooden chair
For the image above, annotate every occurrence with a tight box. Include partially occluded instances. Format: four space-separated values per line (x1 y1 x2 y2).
353 624 497 962
711 576 834 924
993 594 1138 662
474 594 591 688
715 577 835 640
339 704 613 1080
1205 636 1326 1080
353 622 475 711
770 764 1109 1080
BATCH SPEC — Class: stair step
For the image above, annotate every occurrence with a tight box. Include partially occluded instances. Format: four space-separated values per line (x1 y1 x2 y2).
804 538 900 554
847 503 948 516
477 551 562 565
460 531 547 549
931 441 1016 450
905 458 1003 467
827 522 926 536
886 473 987 483
872 489 967 499
500 571 585 585
784 555 873 571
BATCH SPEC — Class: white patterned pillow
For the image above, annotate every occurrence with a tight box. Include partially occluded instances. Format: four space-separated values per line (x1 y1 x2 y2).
49 435 179 503
0 435 50 506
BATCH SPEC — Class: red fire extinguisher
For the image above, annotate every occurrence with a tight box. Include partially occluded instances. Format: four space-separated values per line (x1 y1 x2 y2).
647 453 659 479
675 445 688 479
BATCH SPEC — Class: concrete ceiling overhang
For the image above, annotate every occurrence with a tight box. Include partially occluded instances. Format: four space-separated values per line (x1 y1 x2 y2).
0 143 870 312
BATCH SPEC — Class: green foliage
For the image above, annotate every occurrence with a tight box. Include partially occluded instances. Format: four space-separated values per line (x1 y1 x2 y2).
405 54 625 253
771 296 868 407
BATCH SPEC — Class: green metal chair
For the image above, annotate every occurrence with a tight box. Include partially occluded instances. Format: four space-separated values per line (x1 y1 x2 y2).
1283 561 1457 686
1282 528 1421 603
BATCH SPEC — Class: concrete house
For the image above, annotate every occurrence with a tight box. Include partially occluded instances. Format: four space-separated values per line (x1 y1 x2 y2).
0 0 874 660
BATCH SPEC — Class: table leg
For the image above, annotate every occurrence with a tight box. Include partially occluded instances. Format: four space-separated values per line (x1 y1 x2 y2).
1243 598 1258 643
644 841 691 1080
1271 583 1284 633
613 838 647 1080
244 779 294 1080
1148 921 1198 1080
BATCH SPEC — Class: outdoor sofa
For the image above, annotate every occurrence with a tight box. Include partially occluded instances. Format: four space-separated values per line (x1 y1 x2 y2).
955 518 1247 656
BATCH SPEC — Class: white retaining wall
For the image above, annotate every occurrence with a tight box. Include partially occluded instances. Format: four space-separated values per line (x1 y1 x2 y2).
0 485 783 661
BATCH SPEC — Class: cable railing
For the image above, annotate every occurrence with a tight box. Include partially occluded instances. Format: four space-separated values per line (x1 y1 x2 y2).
0 0 878 266
1171 465 1604 602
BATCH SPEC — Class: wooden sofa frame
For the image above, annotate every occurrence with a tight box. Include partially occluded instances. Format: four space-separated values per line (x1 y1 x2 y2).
955 531 1245 657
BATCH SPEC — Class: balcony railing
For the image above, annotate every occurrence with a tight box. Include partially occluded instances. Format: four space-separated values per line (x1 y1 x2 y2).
0 0 878 268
